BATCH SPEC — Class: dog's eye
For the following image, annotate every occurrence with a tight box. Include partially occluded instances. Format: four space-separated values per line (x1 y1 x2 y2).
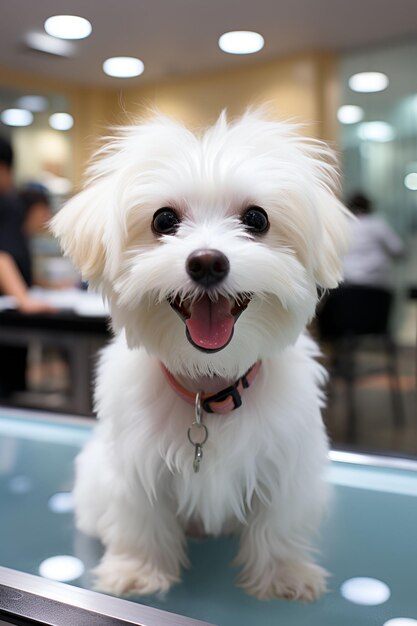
152 208 181 235
241 206 269 234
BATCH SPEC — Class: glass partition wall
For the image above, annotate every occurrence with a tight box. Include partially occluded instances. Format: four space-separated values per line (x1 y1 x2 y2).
320 39 417 456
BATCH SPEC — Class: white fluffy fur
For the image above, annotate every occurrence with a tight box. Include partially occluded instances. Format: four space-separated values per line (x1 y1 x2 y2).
51 110 350 601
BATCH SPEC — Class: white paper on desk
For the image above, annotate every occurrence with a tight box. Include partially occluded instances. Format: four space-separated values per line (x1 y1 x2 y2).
29 288 109 317
0 296 17 311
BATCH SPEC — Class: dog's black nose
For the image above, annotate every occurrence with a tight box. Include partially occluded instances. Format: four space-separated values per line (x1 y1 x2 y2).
186 249 230 288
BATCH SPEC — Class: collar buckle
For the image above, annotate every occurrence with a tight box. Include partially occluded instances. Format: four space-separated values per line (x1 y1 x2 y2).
203 384 242 413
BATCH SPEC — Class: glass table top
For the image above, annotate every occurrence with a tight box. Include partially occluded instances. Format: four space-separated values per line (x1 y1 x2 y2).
0 408 416 626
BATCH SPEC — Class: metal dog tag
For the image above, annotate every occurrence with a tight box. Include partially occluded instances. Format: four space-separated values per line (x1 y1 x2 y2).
193 443 203 473
187 391 208 473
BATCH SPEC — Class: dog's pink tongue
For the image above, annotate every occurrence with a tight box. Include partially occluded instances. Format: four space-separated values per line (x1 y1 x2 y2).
186 295 234 350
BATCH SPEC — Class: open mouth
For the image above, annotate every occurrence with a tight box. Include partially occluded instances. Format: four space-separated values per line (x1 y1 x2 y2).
169 293 252 353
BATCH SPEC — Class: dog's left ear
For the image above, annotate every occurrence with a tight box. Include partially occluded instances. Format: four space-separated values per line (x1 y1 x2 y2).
50 180 114 284
313 187 351 289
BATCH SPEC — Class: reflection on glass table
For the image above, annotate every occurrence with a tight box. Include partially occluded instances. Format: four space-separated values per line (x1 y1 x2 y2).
0 408 416 626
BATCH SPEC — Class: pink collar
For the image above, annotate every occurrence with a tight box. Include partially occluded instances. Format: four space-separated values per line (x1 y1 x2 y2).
160 361 262 415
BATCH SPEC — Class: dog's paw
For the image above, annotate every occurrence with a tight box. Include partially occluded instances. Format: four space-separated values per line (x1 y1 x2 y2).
238 560 329 602
93 553 179 596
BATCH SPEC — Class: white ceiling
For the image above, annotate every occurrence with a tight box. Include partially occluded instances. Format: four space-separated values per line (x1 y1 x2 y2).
1 0 417 87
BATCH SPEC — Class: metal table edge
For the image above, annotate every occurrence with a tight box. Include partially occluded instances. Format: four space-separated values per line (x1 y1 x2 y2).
0 566 216 626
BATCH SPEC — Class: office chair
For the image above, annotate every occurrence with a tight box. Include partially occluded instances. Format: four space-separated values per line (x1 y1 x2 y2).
316 284 406 442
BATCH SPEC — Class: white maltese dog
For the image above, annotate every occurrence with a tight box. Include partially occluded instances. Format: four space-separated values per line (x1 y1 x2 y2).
52 110 349 601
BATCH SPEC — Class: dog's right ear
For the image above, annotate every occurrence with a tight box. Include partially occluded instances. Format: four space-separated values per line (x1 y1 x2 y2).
50 182 110 283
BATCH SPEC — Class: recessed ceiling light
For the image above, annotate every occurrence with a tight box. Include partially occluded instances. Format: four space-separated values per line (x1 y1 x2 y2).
16 95 48 112
337 105 364 124
1 108 33 127
103 56 144 78
44 15 92 40
48 492 74 513
218 31 264 55
25 32 74 57
49 113 74 131
404 173 417 190
39 555 84 582
340 577 390 605
358 121 395 142
349 72 389 93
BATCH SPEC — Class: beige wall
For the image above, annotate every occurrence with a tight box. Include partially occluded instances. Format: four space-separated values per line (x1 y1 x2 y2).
116 52 339 142
13 126 72 184
0 51 339 189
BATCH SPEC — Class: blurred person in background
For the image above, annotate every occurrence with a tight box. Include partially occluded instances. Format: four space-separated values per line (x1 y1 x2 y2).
343 192 405 287
20 186 52 242
0 137 54 399
0 137 55 311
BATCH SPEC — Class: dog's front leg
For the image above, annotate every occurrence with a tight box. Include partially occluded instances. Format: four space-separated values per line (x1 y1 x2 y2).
92 486 188 597
235 493 328 601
